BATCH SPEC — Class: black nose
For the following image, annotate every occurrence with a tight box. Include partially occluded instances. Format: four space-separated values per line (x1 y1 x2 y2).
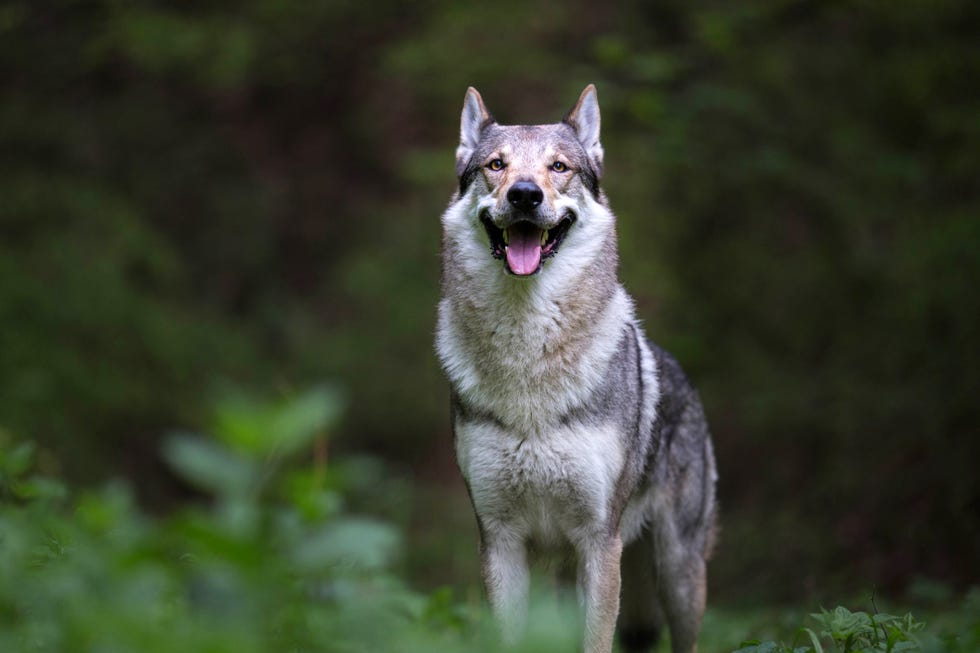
506 181 544 212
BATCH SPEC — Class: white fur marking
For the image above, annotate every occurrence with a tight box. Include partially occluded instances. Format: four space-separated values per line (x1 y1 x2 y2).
457 420 625 547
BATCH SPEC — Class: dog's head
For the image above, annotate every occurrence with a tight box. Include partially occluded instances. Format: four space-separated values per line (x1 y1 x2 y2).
452 85 607 277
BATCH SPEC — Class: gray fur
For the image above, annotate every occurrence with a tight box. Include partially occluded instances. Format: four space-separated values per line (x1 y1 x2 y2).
436 85 717 653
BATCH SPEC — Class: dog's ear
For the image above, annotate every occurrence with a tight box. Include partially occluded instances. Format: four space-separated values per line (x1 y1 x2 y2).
456 87 492 177
564 84 604 177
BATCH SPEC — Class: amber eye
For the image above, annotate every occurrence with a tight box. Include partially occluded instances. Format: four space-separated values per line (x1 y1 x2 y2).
487 158 505 171
551 161 568 172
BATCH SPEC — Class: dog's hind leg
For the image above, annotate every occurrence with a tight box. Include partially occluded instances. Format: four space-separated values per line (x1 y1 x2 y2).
655 431 716 651
650 393 717 653
655 534 707 653
617 529 664 653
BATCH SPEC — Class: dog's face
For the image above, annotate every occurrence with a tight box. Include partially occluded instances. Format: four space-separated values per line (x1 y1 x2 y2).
452 86 607 277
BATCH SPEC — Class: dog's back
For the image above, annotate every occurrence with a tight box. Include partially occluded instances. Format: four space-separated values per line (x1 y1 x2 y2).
436 85 717 653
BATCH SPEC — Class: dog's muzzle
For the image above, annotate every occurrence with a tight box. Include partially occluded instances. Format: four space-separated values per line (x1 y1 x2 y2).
480 208 576 277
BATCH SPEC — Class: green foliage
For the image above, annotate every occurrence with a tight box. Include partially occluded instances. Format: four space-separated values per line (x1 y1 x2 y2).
732 601 980 653
2 389 980 650
0 388 589 652
210 385 343 458
0 435 67 503
809 607 923 653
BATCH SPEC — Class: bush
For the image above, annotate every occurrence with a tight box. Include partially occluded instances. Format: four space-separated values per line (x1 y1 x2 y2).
732 600 980 653
0 387 590 652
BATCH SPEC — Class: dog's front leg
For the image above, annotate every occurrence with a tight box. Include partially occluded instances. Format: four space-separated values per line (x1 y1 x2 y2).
481 531 530 646
579 533 623 653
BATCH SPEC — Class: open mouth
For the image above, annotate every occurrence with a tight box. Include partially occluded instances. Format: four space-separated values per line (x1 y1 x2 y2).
480 210 575 276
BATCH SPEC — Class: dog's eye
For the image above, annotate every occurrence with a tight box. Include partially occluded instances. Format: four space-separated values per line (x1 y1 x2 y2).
487 159 505 171
551 161 568 173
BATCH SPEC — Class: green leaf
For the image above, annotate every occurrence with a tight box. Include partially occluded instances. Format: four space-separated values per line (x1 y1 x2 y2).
2 441 35 477
162 432 256 496
266 385 343 456
17 476 67 502
289 517 399 572
801 627 824 653
814 606 873 643
212 385 343 458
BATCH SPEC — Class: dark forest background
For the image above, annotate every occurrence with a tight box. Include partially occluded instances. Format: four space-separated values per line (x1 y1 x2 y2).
1 0 977 605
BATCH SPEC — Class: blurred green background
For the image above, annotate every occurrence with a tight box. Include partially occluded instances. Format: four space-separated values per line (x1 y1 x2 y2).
1 0 977 607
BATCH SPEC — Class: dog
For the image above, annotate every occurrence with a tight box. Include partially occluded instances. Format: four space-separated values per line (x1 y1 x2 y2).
435 84 718 653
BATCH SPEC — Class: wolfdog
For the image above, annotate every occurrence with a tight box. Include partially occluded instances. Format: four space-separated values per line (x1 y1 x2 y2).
435 85 718 653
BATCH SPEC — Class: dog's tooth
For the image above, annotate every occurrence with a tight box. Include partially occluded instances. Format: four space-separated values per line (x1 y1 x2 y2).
541 230 549 245
503 228 509 245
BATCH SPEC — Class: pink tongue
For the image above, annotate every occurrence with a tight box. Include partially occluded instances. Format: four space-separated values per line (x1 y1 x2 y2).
505 225 543 275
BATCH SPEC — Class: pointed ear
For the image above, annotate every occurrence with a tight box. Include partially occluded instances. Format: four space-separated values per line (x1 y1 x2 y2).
456 87 492 176
564 84 603 176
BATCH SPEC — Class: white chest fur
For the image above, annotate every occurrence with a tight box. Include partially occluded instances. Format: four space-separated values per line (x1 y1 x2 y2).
437 285 633 432
456 419 625 547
